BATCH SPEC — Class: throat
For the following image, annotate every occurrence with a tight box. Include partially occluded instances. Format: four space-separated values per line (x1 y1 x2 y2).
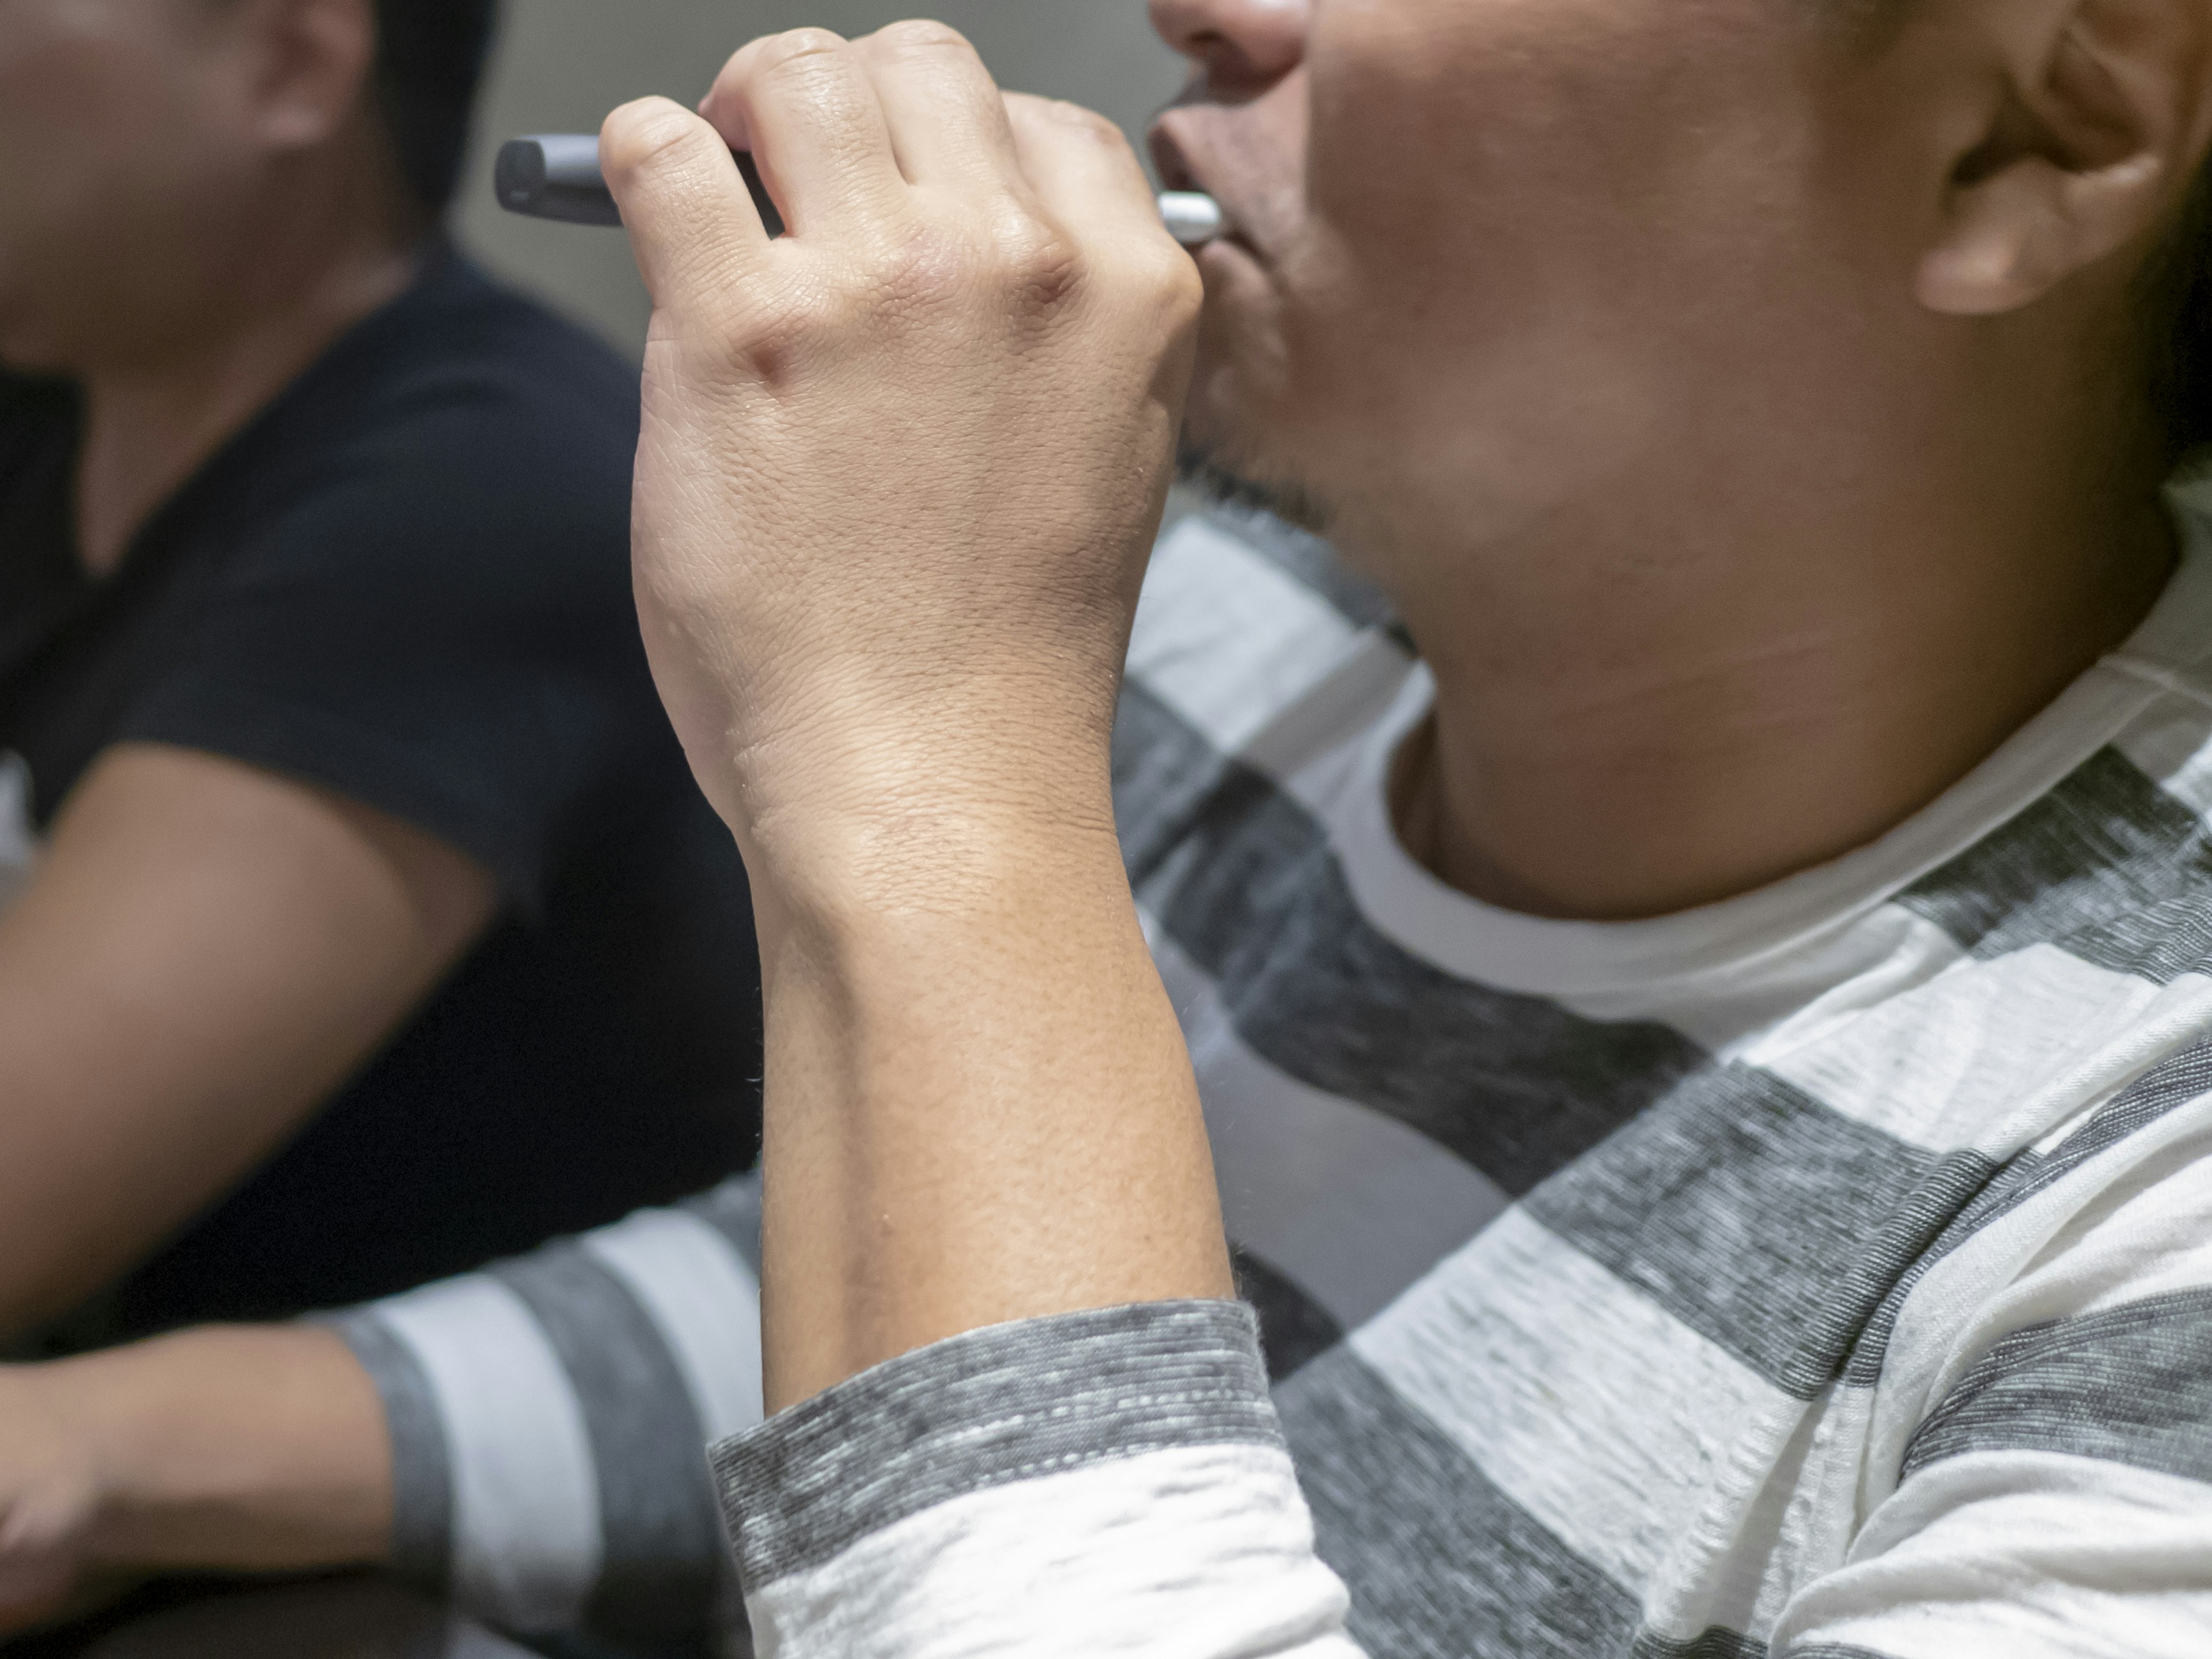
1388 510 2179 923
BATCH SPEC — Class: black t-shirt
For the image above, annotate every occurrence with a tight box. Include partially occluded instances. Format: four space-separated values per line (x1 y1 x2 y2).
0 246 762 1343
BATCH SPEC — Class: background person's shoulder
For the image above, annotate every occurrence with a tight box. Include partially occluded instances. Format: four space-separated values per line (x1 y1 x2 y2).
238 252 643 597
0 370 73 482
329 248 641 464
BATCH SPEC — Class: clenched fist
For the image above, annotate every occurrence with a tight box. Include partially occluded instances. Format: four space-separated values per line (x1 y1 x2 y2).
600 23 1202 923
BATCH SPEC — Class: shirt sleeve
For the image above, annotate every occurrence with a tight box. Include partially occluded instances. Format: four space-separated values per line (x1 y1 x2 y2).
320 1175 766 1650
117 385 656 911
711 1299 1363 1658
1771 1073 2212 1658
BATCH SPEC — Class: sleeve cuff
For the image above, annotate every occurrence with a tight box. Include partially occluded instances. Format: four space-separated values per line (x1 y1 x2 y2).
317 1309 455 1592
709 1298 1281 1593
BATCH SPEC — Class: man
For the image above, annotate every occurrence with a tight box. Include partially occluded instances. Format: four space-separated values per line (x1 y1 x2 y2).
0 0 759 1353
6 0 2212 1656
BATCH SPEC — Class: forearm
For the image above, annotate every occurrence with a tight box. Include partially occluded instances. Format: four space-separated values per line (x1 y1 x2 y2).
61 1324 391 1575
758 820 1233 1411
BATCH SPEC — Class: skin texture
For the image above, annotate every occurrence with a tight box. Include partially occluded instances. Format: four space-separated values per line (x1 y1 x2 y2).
6 0 2212 1630
0 1 495 1337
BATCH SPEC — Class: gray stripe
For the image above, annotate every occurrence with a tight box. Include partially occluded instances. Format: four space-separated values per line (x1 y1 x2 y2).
1900 1286 2212 1487
1523 1064 1958 1397
1232 1244 1344 1381
1194 505 1398 632
1899 745 2212 982
1118 685 2007 1399
710 1300 1278 1589
1786 1648 1900 1659
680 1174 763 1278
1633 1630 1766 1658
1846 1035 2212 1386
491 1247 725 1647
1115 683 1703 1195
319 1310 453 1592
1278 1347 1638 1658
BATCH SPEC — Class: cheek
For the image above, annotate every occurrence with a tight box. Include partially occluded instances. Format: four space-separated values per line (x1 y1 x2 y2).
1271 0 1829 489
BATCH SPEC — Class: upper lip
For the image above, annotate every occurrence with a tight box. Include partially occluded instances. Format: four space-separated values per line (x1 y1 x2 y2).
1148 120 1203 197
1149 113 1257 257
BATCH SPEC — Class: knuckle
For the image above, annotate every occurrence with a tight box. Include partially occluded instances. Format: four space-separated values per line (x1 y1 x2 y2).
993 221 1086 314
766 25 849 61
600 98 704 184
1037 97 1126 149
754 27 851 85
695 287 831 388
870 18 975 56
869 221 970 314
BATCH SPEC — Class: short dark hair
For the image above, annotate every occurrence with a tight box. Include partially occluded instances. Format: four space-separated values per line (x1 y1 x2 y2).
369 0 500 219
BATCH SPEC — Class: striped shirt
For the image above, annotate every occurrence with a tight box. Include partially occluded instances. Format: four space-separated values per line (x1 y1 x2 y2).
337 493 2212 1657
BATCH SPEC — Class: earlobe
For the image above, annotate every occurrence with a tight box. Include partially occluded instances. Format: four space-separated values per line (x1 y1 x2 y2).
1916 0 2209 316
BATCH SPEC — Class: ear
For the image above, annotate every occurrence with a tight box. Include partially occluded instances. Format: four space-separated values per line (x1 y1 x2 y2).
1918 0 2212 315
243 0 379 153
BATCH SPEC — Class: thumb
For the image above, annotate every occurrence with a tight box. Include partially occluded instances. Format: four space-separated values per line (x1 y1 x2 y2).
601 97 774 323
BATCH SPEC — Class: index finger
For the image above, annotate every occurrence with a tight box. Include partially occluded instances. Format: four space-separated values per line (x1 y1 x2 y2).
601 97 774 322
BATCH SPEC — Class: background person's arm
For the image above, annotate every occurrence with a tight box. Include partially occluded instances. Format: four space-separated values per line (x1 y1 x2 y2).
0 1324 388 1635
0 741 494 1338
0 1176 764 1646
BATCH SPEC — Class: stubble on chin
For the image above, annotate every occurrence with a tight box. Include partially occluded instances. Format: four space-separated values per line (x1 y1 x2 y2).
1175 438 1338 536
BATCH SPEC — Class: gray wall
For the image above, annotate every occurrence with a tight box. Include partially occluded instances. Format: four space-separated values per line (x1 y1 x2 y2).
454 1 1185 355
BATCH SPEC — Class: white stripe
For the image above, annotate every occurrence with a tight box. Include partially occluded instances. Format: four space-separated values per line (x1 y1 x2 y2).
744 1443 1361 1659
582 1207 766 1444
373 1277 603 1634
1858 1088 2212 1513
1775 1453 2212 1659
1150 923 1510 1330
1128 516 1372 760
1752 947 2211 1154
1610 904 1966 1063
1351 1207 1785 1594
2113 690 2212 819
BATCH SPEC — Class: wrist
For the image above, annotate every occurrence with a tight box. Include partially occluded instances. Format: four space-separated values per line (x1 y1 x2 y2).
744 774 1131 949
63 1327 391 1575
56 1342 202 1570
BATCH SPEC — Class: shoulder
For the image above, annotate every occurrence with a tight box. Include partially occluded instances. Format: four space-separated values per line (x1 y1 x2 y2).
218 257 642 608
299 253 639 510
0 371 73 487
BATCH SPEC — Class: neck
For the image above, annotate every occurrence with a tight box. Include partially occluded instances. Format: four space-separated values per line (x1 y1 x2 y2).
71 158 422 578
1357 429 2176 923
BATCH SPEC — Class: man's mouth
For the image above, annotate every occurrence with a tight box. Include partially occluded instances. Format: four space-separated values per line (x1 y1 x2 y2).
1148 120 1259 262
1148 124 1203 198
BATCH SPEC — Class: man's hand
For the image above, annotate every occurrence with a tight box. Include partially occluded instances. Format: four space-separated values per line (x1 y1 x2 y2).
603 22 1202 914
601 25 1228 1411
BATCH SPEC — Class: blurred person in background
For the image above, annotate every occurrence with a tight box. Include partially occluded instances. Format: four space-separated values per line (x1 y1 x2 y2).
0 0 759 1373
